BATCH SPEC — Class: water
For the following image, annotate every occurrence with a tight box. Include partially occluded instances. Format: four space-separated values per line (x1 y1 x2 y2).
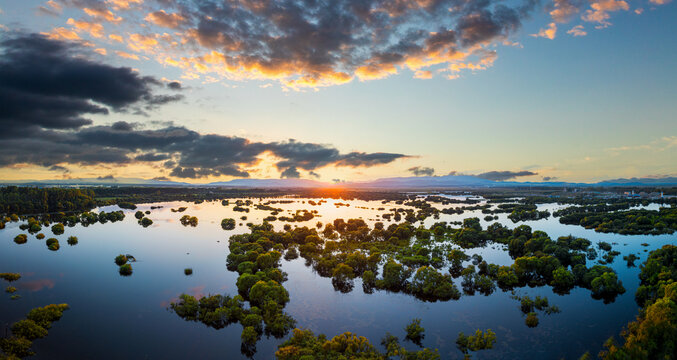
0 198 674 359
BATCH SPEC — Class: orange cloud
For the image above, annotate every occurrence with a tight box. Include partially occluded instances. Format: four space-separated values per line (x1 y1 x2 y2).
128 33 159 53
145 10 187 28
567 25 587 37
42 27 81 41
531 23 557 39
107 0 143 10
550 0 580 23
67 18 105 38
109 34 123 42
582 0 629 28
94 48 107 55
414 70 433 79
116 50 139 60
355 63 398 81
649 0 671 4
83 7 122 23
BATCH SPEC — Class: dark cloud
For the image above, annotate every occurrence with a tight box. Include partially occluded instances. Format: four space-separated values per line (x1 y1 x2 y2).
0 33 408 179
97 175 115 180
167 81 183 90
408 166 435 176
153 176 170 181
475 170 538 181
134 153 171 162
0 33 182 136
0 123 408 178
280 166 301 179
48 165 69 172
542 176 557 181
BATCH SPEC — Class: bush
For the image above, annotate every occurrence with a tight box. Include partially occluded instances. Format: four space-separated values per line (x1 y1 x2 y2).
51 223 65 235
405 318 425 343
14 234 28 244
10 319 48 340
0 273 21 282
138 217 153 227
26 304 69 328
115 254 128 266
119 264 133 276
36 233 45 239
46 238 60 251
221 218 236 230
241 326 258 344
67 236 78 246
525 312 539 327
184 268 193 276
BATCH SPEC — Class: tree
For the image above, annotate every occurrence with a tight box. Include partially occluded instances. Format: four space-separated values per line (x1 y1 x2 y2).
456 329 496 356
51 223 64 235
405 318 425 344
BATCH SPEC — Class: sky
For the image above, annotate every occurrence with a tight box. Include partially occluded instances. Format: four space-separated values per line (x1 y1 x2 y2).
0 0 675 184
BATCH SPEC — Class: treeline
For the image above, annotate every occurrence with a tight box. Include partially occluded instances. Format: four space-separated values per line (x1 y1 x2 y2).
0 187 97 215
597 245 677 359
557 207 677 235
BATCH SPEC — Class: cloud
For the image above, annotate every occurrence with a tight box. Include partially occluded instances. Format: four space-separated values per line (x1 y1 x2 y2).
567 25 587 36
542 176 558 181
532 22 557 39
280 166 301 179
408 166 435 176
145 10 187 29
582 0 629 28
549 0 584 23
66 18 104 38
116 50 139 60
0 34 408 179
51 0 546 88
475 170 537 181
0 33 182 136
83 7 122 23
48 165 70 173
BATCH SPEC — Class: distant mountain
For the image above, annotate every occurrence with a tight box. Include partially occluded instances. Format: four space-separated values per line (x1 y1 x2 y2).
345 175 497 188
1 175 675 188
208 178 329 188
595 177 677 186
0 177 191 186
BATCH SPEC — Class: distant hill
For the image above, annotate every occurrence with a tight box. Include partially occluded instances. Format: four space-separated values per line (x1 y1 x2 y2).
1 175 675 188
345 175 497 188
208 178 329 188
1 177 191 186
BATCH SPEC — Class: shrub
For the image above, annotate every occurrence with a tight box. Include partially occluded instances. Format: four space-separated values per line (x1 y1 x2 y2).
221 218 236 230
115 254 128 266
184 268 193 276
14 234 28 244
26 304 69 328
11 319 48 340
67 236 78 246
525 312 539 327
51 223 65 235
46 238 60 251
405 318 425 343
0 273 21 282
119 264 133 276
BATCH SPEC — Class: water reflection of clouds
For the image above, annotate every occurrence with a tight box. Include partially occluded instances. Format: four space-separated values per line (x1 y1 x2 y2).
19 278 55 292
